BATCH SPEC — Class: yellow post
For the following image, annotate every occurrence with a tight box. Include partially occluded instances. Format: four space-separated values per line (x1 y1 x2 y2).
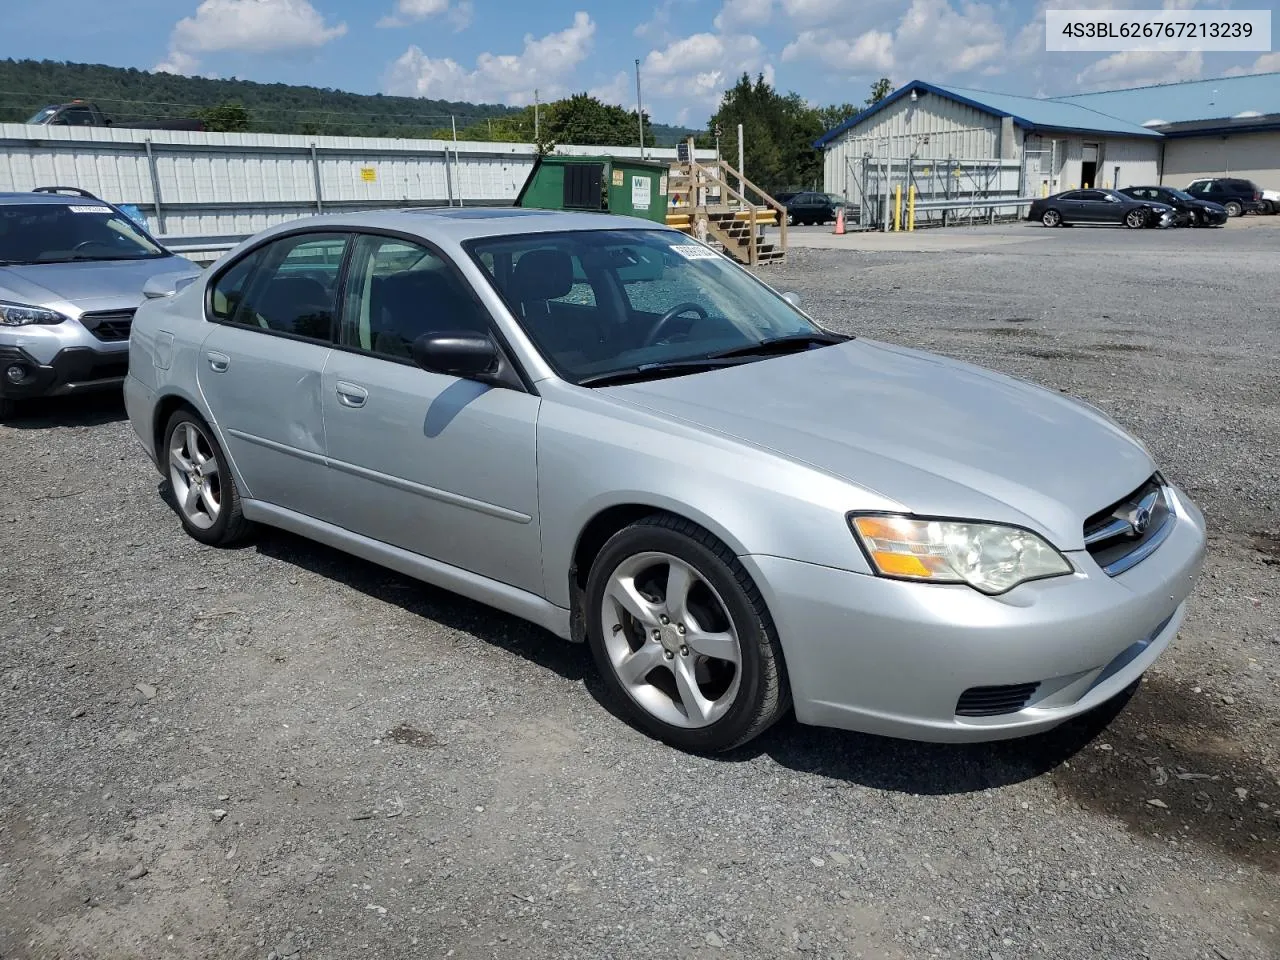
907 185 916 231
893 184 902 232
1042 182 1049 197
1083 182 1090 189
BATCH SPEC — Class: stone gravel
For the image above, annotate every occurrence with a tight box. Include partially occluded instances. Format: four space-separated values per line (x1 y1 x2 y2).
1 220 1277 959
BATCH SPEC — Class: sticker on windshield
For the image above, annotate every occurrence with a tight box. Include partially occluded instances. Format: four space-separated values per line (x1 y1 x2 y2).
68 205 112 214
669 244 721 261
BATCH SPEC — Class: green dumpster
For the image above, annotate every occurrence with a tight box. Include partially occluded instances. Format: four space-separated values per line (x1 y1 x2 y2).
514 155 669 224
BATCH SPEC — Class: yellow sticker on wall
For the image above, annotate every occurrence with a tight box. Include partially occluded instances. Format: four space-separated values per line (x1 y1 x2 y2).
360 167 377 182
612 169 624 187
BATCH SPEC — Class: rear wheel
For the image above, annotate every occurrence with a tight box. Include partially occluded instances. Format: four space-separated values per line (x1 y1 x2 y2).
1225 200 1243 218
1041 209 1062 227
1259 200 1274 215
1124 209 1147 229
585 513 790 753
163 409 253 546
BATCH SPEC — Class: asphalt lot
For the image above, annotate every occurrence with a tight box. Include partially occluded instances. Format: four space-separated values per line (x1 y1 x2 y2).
1 219 1277 960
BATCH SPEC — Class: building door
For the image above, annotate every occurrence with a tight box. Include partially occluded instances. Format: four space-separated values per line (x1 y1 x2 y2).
1082 142 1100 189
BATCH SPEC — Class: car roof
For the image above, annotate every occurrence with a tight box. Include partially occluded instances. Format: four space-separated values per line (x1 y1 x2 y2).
246 207 671 244
0 192 105 206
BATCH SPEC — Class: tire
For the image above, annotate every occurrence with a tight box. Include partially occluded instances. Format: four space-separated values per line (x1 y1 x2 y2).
1124 209 1147 229
163 409 253 546
0 397 13 422
1041 209 1062 227
584 512 790 753
1259 200 1274 215
1224 201 1242 218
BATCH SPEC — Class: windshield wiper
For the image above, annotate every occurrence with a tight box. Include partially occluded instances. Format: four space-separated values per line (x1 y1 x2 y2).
705 331 850 361
578 357 748 387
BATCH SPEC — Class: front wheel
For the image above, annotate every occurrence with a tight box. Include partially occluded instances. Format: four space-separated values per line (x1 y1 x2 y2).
1124 209 1147 229
1259 200 1274 215
163 409 253 546
1225 201 1243 218
1041 209 1062 227
585 513 790 753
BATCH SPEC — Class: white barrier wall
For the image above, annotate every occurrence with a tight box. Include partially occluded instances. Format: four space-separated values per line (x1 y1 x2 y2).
0 124 712 236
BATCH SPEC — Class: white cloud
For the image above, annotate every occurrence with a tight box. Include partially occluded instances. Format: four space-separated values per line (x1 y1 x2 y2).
641 31 773 109
714 0 773 31
156 0 347 74
383 12 595 105
782 0 1002 78
634 0 697 43
781 30 893 72
1223 52 1280 77
590 71 634 107
377 0 472 31
1076 50 1204 89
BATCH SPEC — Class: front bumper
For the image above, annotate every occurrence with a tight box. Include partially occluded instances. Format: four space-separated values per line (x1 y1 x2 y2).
0 343 128 400
743 485 1206 742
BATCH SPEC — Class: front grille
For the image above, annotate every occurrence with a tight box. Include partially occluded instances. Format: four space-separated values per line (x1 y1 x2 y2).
956 682 1040 717
1083 475 1173 576
80 309 135 342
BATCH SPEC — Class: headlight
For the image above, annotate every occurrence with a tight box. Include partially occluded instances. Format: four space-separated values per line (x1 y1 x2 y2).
850 514 1072 595
0 301 68 326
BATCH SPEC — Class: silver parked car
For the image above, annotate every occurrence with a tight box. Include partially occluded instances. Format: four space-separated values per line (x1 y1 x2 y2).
123 209 1207 752
0 187 196 419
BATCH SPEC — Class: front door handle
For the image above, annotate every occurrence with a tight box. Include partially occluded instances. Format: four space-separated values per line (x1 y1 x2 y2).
206 351 230 373
335 381 369 408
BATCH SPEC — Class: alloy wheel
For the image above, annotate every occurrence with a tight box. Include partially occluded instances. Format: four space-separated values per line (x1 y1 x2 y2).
600 551 743 729
169 421 222 530
1042 209 1061 227
1125 209 1146 229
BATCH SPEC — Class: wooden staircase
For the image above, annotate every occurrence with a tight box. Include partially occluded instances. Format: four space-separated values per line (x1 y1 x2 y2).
664 145 788 266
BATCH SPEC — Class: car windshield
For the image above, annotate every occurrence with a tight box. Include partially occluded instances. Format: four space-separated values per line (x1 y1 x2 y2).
467 228 831 385
25 107 58 124
0 203 165 265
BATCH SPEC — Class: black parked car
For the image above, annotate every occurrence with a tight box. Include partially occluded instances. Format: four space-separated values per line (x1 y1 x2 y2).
1027 189 1175 229
1183 178 1264 217
784 191 838 225
1119 186 1228 227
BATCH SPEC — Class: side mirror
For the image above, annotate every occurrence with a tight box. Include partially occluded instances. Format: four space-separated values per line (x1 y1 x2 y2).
143 270 202 299
782 291 802 307
410 333 498 379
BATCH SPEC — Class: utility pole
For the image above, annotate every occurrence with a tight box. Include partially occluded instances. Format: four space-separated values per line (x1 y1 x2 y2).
737 122 745 196
451 114 463 207
534 89 540 145
714 123 721 165
635 59 645 158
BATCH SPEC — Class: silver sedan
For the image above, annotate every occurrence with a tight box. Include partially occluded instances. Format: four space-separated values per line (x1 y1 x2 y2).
124 209 1206 752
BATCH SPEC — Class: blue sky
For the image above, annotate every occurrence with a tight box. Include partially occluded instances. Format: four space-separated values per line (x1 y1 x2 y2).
2 0 1276 125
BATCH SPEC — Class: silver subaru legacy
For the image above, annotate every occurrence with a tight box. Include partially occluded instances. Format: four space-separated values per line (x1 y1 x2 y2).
123 209 1206 752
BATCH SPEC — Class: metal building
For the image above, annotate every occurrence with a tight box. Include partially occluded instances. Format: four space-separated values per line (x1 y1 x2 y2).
1057 73 1280 188
817 75 1280 225
816 80 1163 226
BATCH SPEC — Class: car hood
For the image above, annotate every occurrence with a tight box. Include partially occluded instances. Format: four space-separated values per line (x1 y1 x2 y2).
604 339 1155 550
0 255 197 314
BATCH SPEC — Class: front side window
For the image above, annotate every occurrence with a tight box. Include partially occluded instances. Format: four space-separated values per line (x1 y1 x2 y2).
340 234 492 359
0 203 164 265
210 233 346 340
468 229 830 385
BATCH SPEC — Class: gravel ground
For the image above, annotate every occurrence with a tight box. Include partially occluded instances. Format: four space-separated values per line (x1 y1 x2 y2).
2 221 1277 960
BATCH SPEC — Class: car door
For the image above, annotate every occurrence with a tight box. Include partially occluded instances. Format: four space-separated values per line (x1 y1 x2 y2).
321 233 544 595
197 231 347 520
1073 190 1109 222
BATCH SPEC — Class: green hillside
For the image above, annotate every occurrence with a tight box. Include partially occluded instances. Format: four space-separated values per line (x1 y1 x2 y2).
0 59 697 144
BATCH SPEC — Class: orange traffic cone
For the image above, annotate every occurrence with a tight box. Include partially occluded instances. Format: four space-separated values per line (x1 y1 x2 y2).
834 206 846 235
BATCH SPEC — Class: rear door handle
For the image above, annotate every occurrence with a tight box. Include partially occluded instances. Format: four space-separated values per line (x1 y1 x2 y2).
335 381 369 408
206 351 230 373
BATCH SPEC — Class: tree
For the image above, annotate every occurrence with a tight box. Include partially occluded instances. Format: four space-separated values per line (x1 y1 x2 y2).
818 103 860 131
708 73 823 194
196 101 250 132
866 77 893 107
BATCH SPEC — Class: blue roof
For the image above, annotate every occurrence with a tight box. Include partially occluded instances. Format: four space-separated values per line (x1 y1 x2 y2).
814 79 1164 149
1056 72 1280 126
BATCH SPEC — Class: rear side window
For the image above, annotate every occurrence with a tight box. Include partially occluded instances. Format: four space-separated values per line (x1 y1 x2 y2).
209 233 347 341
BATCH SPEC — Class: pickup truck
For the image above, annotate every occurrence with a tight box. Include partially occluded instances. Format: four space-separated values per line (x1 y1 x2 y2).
25 101 205 131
